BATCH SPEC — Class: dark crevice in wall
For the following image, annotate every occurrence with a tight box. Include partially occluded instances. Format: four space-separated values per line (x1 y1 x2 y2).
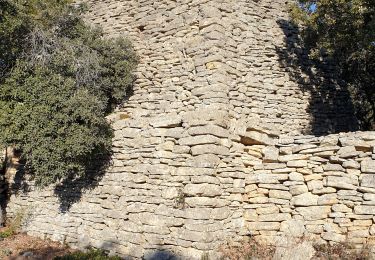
276 19 359 136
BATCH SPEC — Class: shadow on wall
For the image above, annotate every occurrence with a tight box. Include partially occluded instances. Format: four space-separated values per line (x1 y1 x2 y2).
7 148 112 214
143 250 180 260
276 19 359 136
53 149 113 213
88 241 181 260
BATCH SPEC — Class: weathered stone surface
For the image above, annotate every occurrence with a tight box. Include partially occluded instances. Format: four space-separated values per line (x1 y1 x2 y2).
273 239 315 260
287 160 307 168
291 193 318 206
322 232 346 242
279 154 309 162
361 174 375 188
361 159 375 173
179 135 220 146
150 115 182 128
337 146 359 158
354 206 375 215
3 0 373 257
263 146 279 162
323 163 344 172
269 190 292 200
188 125 228 138
186 154 221 168
258 213 291 222
290 185 309 196
191 144 229 156
183 184 222 197
256 205 279 215
248 222 280 231
343 160 360 169
289 172 304 182
325 176 358 190
280 220 306 237
318 194 338 205
297 206 331 220
240 131 274 146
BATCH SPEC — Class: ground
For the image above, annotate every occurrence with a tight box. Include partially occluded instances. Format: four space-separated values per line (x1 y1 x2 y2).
0 229 73 260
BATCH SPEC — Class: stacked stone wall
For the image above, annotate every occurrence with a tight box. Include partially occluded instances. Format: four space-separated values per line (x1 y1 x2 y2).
4 0 374 259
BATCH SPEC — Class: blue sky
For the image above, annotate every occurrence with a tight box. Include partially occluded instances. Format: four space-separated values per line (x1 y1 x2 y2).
309 3 317 12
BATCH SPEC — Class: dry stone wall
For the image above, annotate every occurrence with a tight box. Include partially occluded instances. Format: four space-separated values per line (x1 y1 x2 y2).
4 0 374 259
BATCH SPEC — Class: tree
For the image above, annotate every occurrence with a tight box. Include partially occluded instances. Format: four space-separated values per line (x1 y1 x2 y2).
290 0 375 129
0 0 137 186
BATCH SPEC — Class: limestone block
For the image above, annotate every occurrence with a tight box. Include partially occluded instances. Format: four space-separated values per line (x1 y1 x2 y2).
240 131 274 146
307 180 323 191
191 176 220 184
325 176 358 190
361 174 375 188
290 185 309 196
278 154 309 162
188 125 228 138
318 194 338 205
342 160 360 169
150 115 182 128
246 174 279 184
256 205 279 215
186 154 221 168
269 190 292 200
361 158 375 173
244 210 258 221
291 193 318 206
299 146 340 154
323 163 344 172
296 206 331 220
364 193 375 201
292 144 317 154
242 154 262 166
258 213 291 222
273 239 315 260
353 220 372 226
287 160 307 168
263 146 279 162
185 197 229 207
354 205 375 215
337 146 359 158
289 172 304 182
312 187 337 195
280 220 306 237
339 137 373 151
183 184 222 197
248 222 280 231
191 144 229 156
179 135 220 146
321 232 346 242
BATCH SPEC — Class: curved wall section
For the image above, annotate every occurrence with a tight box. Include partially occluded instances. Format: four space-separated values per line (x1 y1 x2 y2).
5 1 371 259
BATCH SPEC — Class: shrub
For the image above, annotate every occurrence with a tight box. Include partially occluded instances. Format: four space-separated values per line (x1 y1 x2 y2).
289 0 375 129
0 210 24 238
0 1 137 186
313 242 371 260
219 238 276 260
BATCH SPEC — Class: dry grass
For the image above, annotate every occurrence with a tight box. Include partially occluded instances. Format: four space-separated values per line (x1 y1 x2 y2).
219 238 276 260
219 237 373 260
0 231 73 260
313 243 372 260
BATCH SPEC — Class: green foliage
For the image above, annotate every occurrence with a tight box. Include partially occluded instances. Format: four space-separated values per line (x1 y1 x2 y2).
54 249 121 260
290 0 375 129
0 1 137 186
0 210 24 238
